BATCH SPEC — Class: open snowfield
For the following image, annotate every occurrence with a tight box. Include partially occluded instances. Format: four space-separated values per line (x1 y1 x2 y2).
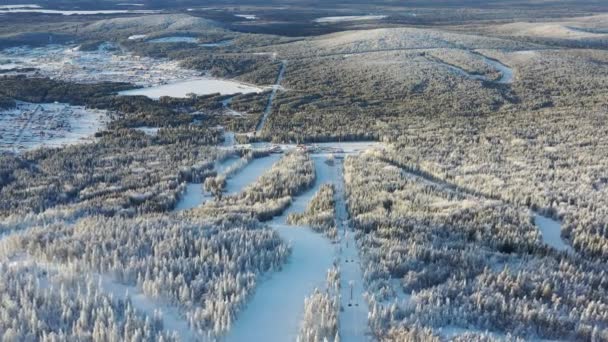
0 102 108 152
534 214 573 253
119 78 264 99
148 36 199 43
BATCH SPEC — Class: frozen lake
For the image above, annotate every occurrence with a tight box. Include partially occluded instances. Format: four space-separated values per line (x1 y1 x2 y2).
119 78 264 99
534 214 573 253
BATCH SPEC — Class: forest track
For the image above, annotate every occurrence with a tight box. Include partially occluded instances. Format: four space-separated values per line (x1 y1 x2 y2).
255 59 287 133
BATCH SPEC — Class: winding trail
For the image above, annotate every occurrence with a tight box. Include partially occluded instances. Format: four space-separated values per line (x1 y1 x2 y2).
255 60 287 133
227 155 336 342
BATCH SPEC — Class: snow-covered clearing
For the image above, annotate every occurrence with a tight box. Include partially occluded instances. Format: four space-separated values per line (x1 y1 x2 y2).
225 154 282 195
128 34 148 40
148 36 199 43
173 156 243 211
0 102 108 152
533 214 573 253
119 78 264 99
314 15 387 23
174 183 211 211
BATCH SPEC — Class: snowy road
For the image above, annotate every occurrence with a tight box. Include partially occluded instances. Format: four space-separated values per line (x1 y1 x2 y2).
255 60 287 133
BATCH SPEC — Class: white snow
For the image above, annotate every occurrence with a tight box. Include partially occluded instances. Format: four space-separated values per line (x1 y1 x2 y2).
174 183 211 211
0 4 41 9
227 155 337 342
0 8 158 15
0 43 202 86
119 78 264 99
533 214 573 253
148 36 199 43
225 154 282 195
235 14 257 20
0 102 108 152
436 54 514 84
314 15 387 23
127 34 148 40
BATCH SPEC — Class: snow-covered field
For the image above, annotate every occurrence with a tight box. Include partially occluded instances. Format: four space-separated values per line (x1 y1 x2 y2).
119 78 264 99
314 15 387 23
148 36 199 43
533 214 573 253
0 102 108 152
0 43 201 86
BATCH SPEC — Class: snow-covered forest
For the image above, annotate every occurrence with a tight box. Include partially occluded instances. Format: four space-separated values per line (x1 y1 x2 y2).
344 151 608 340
